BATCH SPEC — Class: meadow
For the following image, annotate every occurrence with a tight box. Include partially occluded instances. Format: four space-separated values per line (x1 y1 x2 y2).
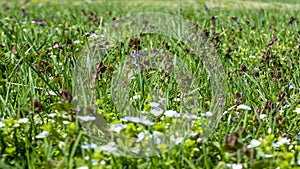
0 0 300 168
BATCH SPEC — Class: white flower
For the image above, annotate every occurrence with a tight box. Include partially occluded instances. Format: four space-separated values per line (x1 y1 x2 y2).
164 110 181 118
265 154 273 158
237 104 251 110
0 122 5 128
151 107 164 117
186 114 199 120
170 135 184 145
131 148 140 154
76 166 88 169
201 111 213 117
100 160 106 165
74 40 80 44
121 116 154 125
272 137 290 147
297 159 300 166
247 139 261 148
36 131 50 139
188 132 198 137
89 33 98 39
226 163 243 169
110 124 126 133
99 142 118 152
81 143 97 149
77 115 96 122
149 102 160 107
174 98 181 102
18 118 29 123
259 114 267 119
288 84 294 89
131 94 141 100
293 108 300 114
46 90 57 96
47 113 56 118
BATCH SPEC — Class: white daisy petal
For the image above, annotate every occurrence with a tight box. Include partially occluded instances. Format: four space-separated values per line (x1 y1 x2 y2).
272 137 290 147
259 114 267 119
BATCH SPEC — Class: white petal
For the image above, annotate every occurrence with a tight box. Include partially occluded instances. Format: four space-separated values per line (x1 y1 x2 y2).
99 142 118 152
77 115 96 122
247 139 261 148
36 131 50 139
259 114 267 119
149 102 160 108
164 110 181 118
237 104 251 110
110 124 127 133
18 118 29 123
201 111 213 117
0 122 5 128
151 107 164 117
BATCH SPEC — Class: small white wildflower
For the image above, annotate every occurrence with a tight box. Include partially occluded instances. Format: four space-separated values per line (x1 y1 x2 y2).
74 40 80 44
170 135 184 145
0 122 5 128
226 163 243 169
110 124 126 133
237 104 251 110
293 108 300 115
62 121 70 124
288 84 294 89
46 90 57 96
92 159 99 166
47 113 56 118
186 114 199 120
99 142 118 152
188 132 198 137
272 137 290 147
18 118 29 123
36 131 50 139
89 33 98 39
100 160 106 165
76 166 88 169
174 98 181 102
247 139 261 148
164 110 181 118
151 107 164 117
121 116 154 125
131 94 141 100
297 159 300 166
77 115 96 122
81 143 97 149
259 114 267 119
201 111 213 117
265 154 273 158
149 102 160 107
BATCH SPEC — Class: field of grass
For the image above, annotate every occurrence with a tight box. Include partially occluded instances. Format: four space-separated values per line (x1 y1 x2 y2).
0 0 300 168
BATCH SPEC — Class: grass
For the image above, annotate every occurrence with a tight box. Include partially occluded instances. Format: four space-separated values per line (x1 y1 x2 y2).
0 0 300 168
